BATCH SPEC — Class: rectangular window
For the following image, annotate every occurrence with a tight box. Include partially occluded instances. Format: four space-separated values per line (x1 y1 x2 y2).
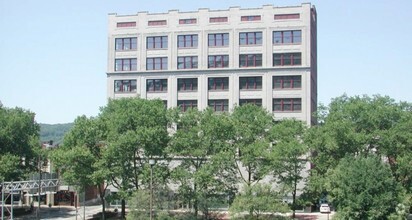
274 14 300 20
239 99 262 106
178 78 198 92
240 76 262 90
146 79 168 92
148 20 167 26
273 98 302 112
146 57 168 70
273 53 301 66
241 15 261 21
208 77 229 91
208 99 229 112
115 58 137 71
147 36 168 49
178 100 198 112
117 22 136 27
209 17 228 23
273 30 301 44
177 56 198 69
179 18 197 24
114 80 137 93
178 34 198 48
208 55 229 68
115 38 137 51
239 32 262 45
239 54 262 67
208 33 229 47
273 76 301 89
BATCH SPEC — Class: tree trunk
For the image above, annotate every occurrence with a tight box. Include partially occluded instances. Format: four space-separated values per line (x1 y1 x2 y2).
194 182 198 217
98 185 106 220
121 199 126 219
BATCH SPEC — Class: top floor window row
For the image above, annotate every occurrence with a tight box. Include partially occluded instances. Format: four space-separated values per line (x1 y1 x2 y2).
117 22 136 28
241 15 261 21
148 20 167 26
115 38 137 51
274 13 300 20
179 18 197 24
209 17 228 23
178 34 198 48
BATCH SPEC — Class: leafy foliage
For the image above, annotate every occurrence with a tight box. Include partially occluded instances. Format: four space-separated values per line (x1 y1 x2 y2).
329 156 402 219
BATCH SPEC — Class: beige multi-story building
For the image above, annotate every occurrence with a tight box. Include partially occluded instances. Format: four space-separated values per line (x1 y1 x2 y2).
107 3 317 125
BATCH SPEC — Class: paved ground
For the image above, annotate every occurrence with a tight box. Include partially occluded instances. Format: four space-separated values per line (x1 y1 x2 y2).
3 205 105 220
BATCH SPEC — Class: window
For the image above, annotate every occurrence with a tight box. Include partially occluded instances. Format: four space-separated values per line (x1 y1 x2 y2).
208 99 229 112
177 56 198 69
179 18 197 24
115 58 137 71
208 77 229 91
147 36 168 49
239 54 262 67
239 32 262 45
274 14 300 20
273 76 301 89
209 17 228 23
178 35 198 48
273 98 302 112
115 38 137 51
117 22 136 27
273 53 301 66
273 30 301 44
178 78 198 91
146 57 168 70
240 99 262 106
240 77 262 90
146 79 168 92
208 33 229 47
178 100 198 112
241 15 261 21
208 55 229 68
114 80 137 93
148 20 167 26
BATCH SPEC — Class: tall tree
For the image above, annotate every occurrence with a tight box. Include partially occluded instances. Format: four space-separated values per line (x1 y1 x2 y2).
0 105 40 181
50 115 110 220
230 104 273 186
269 119 307 218
328 156 402 219
100 98 169 218
168 108 237 218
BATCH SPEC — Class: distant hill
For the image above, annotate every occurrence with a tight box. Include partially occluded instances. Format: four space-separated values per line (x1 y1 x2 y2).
39 123 73 145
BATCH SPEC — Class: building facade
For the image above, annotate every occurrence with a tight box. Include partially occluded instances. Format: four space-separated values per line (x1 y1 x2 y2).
107 3 317 125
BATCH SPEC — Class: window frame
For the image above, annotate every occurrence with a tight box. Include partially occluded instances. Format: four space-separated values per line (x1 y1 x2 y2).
115 58 137 71
114 80 137 93
273 30 302 44
239 99 262 106
179 18 197 24
178 78 198 92
241 15 261 21
273 98 302 112
208 33 229 47
177 100 198 112
239 76 263 90
147 36 168 49
239 32 263 45
273 76 302 89
177 34 198 48
148 20 167 26
115 37 137 51
239 54 262 68
208 99 229 112
177 56 198 69
274 14 300 20
209 17 228 23
146 79 168 93
208 77 229 91
208 55 229 68
117 22 136 28
273 53 302 66
146 57 168 70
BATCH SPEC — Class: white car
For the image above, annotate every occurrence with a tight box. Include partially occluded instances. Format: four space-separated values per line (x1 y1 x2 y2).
320 204 331 213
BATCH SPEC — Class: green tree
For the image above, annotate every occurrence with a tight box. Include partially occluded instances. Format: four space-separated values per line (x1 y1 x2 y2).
168 108 237 218
100 98 169 218
0 105 40 181
230 104 273 186
50 115 110 220
269 119 307 218
328 156 402 219
230 183 289 219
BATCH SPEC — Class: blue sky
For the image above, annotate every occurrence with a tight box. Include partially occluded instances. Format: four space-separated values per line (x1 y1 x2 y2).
0 0 411 124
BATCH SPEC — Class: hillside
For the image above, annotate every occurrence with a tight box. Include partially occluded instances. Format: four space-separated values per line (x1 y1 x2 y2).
39 123 73 144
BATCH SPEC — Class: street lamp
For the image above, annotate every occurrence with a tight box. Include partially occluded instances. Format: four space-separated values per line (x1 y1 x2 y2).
149 159 155 220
